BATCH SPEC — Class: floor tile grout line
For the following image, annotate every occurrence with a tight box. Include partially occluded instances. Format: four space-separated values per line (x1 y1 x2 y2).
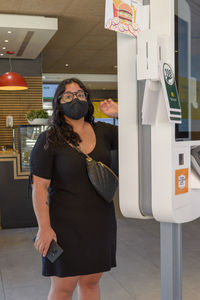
123 241 161 270
116 235 161 271
109 271 137 300
0 270 6 300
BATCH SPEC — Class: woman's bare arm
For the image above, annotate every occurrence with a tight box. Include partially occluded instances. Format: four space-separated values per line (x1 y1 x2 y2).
32 174 57 257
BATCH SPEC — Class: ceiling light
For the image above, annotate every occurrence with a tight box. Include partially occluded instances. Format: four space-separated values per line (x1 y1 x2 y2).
4 40 8 43
65 64 69 67
0 54 4 56
8 31 12 34
2 47 6 50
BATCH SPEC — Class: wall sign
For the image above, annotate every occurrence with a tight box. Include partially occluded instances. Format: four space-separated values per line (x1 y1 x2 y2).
175 168 188 195
105 0 144 37
159 63 182 124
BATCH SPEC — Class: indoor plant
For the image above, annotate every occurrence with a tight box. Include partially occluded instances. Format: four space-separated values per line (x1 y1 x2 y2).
26 109 49 125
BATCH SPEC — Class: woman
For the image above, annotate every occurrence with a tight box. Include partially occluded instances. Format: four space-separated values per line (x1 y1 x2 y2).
30 78 118 300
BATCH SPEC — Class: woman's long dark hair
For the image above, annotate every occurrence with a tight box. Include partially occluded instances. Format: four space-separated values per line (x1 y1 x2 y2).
45 78 94 149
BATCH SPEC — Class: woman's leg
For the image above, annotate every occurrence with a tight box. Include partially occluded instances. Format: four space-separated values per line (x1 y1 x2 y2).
48 275 79 300
78 272 103 300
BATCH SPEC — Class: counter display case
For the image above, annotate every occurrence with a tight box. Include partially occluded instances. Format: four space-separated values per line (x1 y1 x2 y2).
18 125 47 172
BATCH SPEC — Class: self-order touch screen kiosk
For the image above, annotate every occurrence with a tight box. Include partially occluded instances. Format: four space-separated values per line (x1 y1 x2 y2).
118 0 200 224
115 0 200 298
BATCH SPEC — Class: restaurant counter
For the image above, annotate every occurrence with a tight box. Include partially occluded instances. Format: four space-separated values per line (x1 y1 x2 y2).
0 150 37 229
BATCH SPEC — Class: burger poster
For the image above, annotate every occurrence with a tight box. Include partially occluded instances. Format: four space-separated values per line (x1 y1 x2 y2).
105 0 143 37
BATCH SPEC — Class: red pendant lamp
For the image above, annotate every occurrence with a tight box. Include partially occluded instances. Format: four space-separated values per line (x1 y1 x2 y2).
0 55 28 91
0 72 28 90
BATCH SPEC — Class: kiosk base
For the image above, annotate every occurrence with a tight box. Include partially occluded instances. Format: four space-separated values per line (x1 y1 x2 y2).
160 223 182 300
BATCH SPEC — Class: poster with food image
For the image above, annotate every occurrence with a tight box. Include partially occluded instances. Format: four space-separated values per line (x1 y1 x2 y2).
105 0 143 37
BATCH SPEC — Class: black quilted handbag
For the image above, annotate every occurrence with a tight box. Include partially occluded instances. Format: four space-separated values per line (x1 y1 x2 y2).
75 146 118 203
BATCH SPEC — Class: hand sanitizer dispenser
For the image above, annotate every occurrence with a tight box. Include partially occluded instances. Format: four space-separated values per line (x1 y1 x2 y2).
6 116 13 128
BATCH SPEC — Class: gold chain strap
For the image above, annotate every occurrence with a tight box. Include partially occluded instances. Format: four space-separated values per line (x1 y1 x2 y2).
73 145 92 161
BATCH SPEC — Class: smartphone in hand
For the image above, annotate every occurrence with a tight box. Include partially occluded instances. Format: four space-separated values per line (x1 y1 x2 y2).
32 236 64 263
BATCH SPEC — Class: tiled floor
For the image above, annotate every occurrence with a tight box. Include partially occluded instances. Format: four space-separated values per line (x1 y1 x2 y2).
1 217 200 299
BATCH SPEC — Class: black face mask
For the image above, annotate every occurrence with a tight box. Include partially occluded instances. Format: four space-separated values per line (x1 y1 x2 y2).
61 98 89 120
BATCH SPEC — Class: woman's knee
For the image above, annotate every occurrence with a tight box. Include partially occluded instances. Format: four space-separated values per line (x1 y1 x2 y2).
50 275 79 296
78 272 103 289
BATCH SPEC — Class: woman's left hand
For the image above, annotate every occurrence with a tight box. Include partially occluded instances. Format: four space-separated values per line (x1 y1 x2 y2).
99 98 118 118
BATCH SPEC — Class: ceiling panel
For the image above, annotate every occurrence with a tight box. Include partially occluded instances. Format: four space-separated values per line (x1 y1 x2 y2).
0 0 22 12
74 35 115 50
19 0 73 16
44 16 102 53
89 20 116 37
62 0 105 18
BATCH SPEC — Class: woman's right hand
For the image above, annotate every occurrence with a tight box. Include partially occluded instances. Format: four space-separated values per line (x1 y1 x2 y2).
99 98 118 118
34 227 57 257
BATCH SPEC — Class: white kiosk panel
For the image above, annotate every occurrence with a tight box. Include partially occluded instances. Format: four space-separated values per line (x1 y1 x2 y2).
118 0 200 223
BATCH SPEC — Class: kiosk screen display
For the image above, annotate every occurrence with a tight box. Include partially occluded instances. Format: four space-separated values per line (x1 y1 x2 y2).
175 0 200 141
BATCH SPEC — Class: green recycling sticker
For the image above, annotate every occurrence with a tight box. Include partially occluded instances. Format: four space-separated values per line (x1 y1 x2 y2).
160 63 182 124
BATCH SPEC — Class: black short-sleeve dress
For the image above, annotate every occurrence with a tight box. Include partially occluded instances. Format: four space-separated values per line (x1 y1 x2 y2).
30 121 118 277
